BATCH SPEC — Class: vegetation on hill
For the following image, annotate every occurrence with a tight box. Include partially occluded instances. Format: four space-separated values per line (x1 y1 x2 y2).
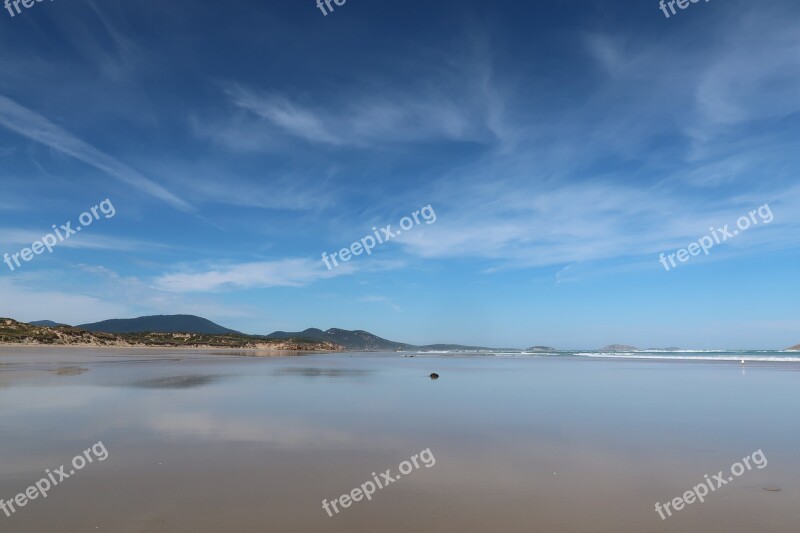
29 320 66 327
266 327 494 351
77 314 240 334
0 319 340 351
267 327 409 350
4 315 515 352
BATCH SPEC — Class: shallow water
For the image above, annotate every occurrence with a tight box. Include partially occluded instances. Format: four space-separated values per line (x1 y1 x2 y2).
0 348 797 532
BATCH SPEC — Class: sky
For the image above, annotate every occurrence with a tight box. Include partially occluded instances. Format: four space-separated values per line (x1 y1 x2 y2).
0 0 799 349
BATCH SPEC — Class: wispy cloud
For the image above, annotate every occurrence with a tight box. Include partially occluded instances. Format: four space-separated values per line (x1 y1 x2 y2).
0 197 24 211
0 228 160 252
153 258 354 292
226 87 344 146
0 268 266 326
203 64 502 151
373 5 800 273
394 172 798 272
0 95 193 212
0 277 128 324
158 161 340 212
359 294 402 312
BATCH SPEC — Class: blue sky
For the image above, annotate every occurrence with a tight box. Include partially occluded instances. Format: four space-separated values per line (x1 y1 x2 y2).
1 0 799 349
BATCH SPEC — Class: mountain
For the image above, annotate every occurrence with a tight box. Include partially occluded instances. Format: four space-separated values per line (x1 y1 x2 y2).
19 313 511 352
0 318 339 350
787 344 800 351
78 314 240 335
267 328 409 351
266 328 495 351
267 328 327 341
600 344 639 351
30 320 68 327
417 343 496 351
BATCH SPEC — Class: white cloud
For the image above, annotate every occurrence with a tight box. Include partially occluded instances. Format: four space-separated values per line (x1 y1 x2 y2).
0 95 193 212
153 258 354 292
203 50 504 152
0 277 128 324
689 7 800 150
388 173 800 273
220 85 492 149
359 295 401 312
226 87 344 146
0 228 157 251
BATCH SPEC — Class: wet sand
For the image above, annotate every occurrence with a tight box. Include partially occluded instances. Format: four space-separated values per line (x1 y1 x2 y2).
0 348 797 532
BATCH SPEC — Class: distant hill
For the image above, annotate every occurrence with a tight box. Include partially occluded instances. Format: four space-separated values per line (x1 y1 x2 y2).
600 344 638 351
267 328 409 351
78 315 240 335
417 343 496 351
0 318 339 351
527 345 557 352
14 314 513 352
266 328 494 351
787 344 800 351
30 320 68 327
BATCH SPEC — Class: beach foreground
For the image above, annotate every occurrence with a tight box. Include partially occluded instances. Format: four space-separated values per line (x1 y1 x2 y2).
0 348 797 532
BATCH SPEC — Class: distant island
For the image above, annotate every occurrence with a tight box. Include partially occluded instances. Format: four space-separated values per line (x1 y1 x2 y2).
787 344 800 351
600 344 638 351
526 346 557 352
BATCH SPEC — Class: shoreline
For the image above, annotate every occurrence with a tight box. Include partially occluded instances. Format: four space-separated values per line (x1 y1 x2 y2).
2 347 799 369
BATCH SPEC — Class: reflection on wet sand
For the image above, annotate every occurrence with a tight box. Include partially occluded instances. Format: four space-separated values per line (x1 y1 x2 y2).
52 366 89 376
273 367 373 378
0 349 798 533
131 375 221 389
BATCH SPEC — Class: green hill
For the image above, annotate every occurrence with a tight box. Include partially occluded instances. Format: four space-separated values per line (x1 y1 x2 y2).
29 320 68 327
78 314 239 335
266 327 495 351
0 318 339 351
267 328 409 351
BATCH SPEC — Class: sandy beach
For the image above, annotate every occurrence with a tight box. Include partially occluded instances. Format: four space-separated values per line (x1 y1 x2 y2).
2 0 799 530
1 348 797 532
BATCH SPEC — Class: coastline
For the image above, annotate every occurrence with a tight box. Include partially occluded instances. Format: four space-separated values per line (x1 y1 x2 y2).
0 318 342 352
0 341 341 352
